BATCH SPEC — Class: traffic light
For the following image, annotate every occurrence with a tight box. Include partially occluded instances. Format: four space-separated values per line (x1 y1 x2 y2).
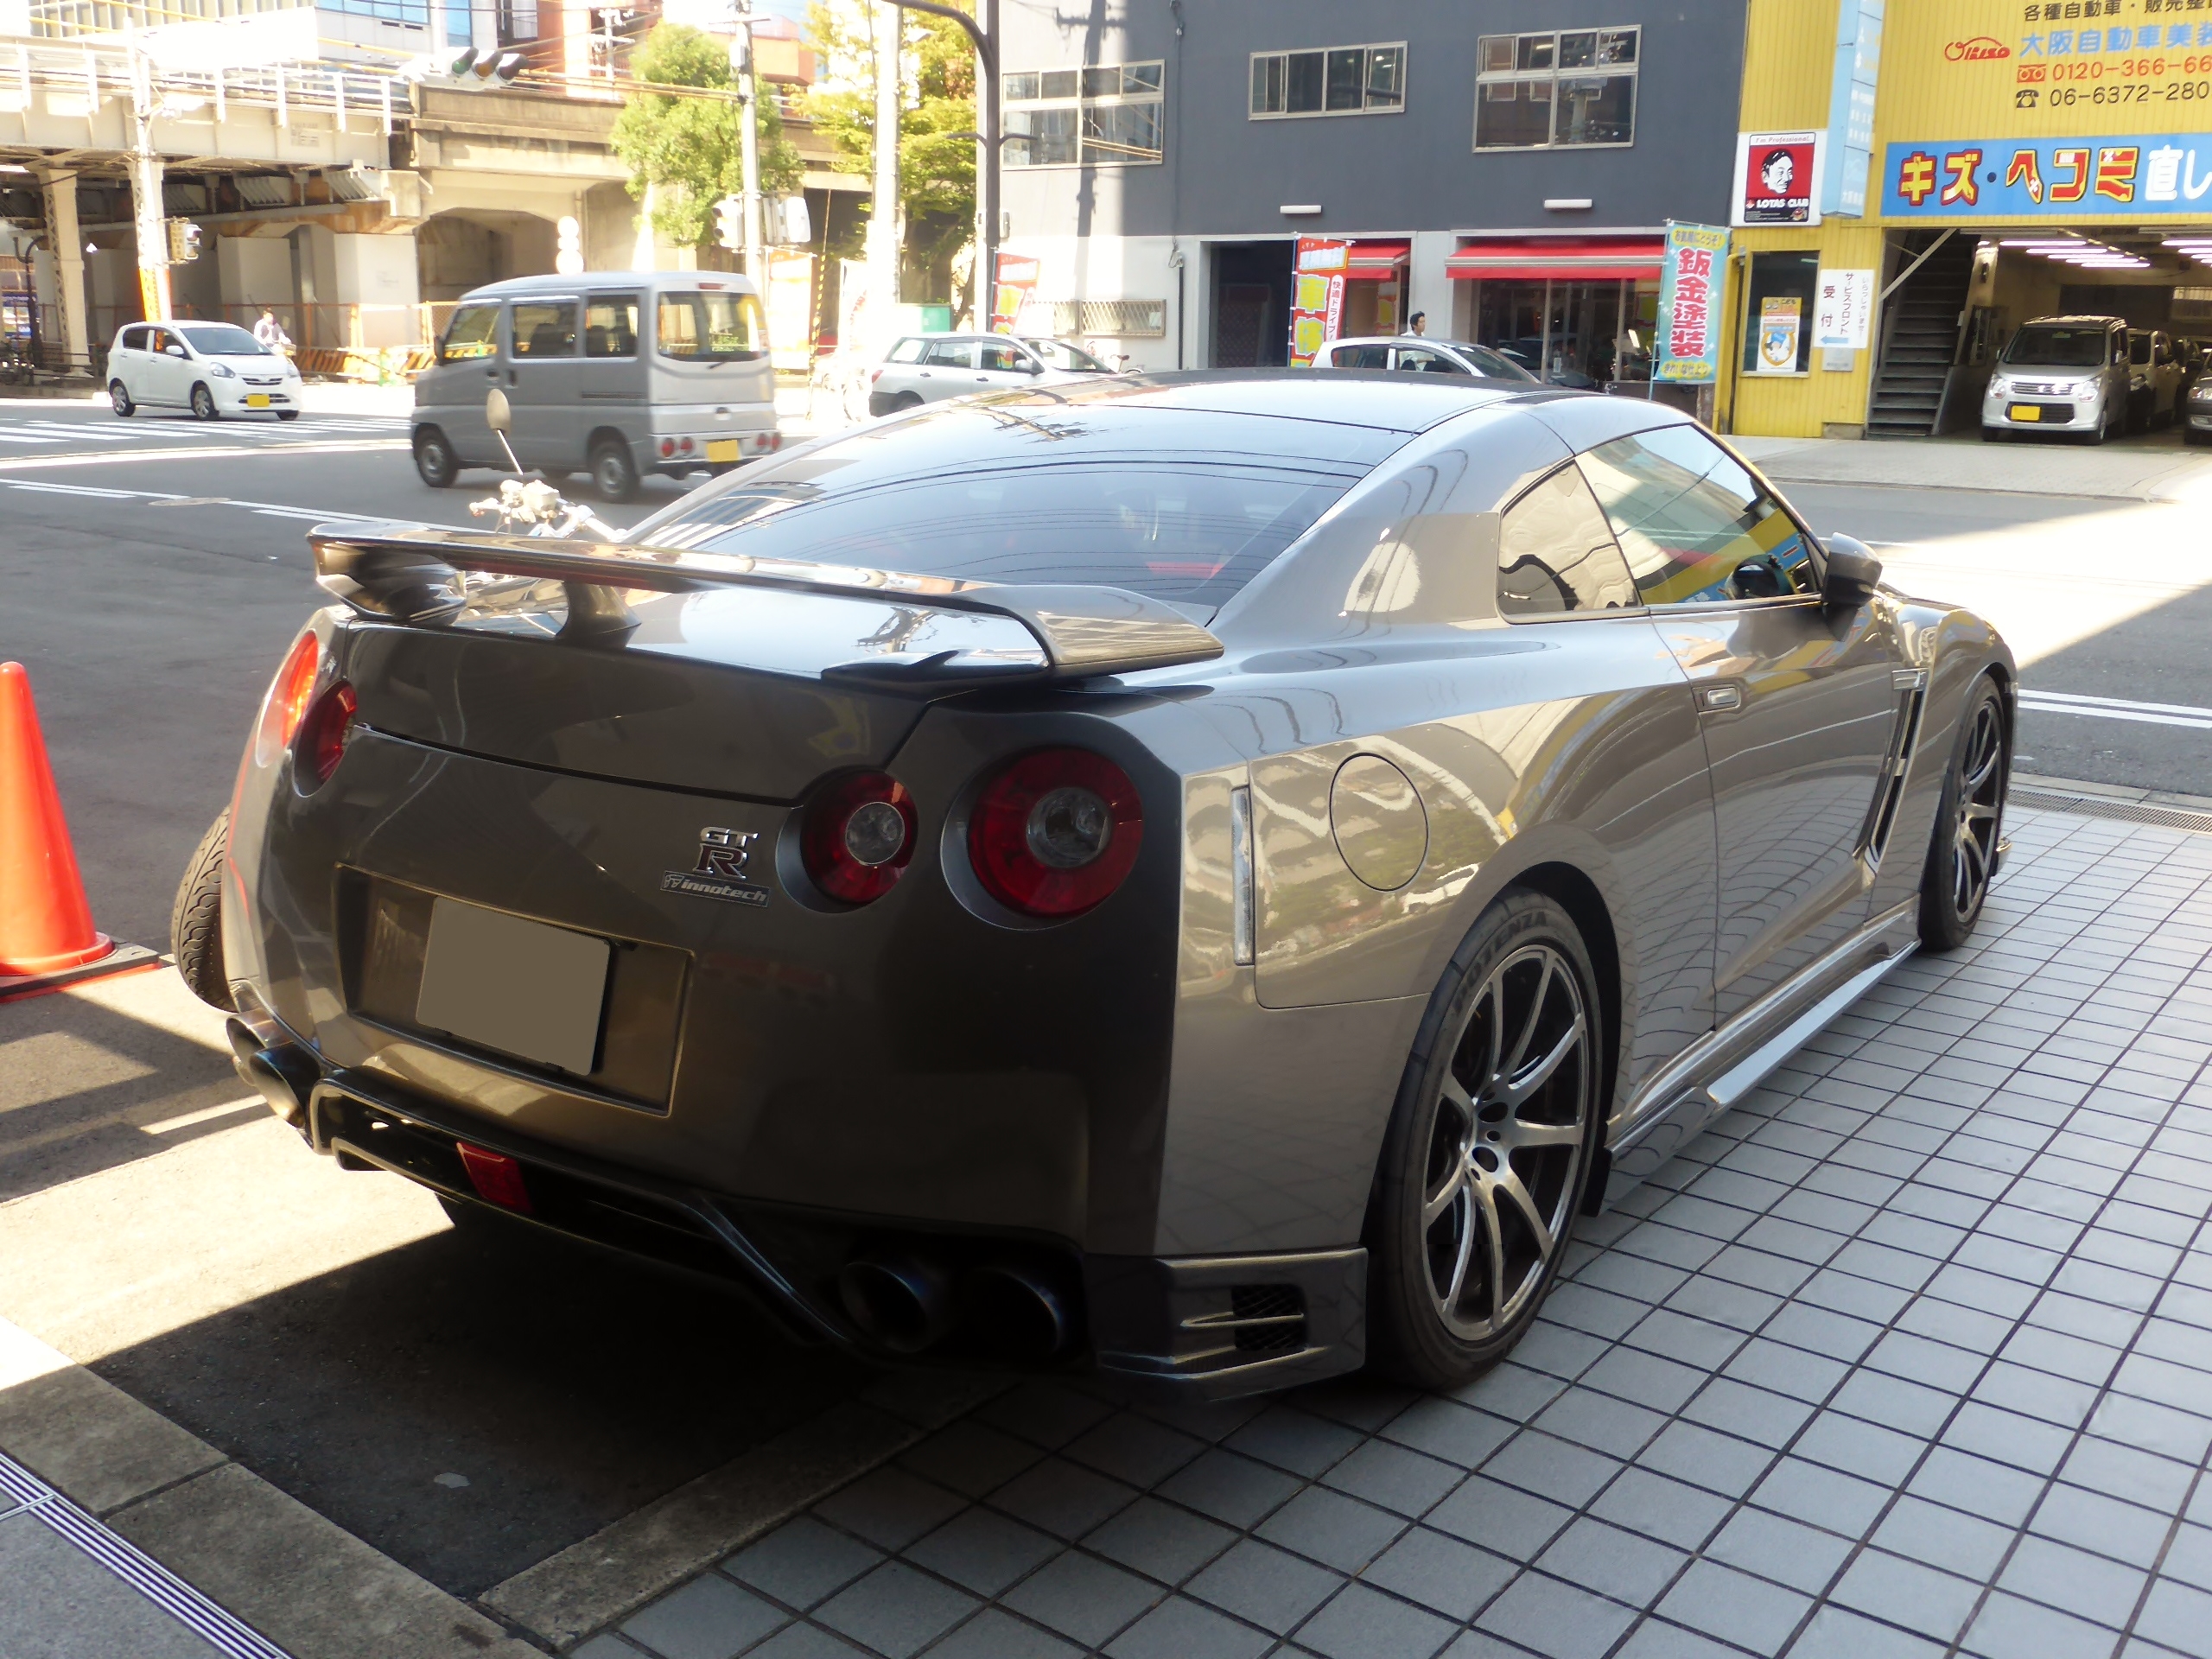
775 195 811 245
398 47 526 88
714 195 745 252
166 219 201 264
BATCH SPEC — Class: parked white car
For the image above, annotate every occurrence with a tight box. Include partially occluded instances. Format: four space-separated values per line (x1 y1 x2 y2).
1317 336 1539 381
107 321 303 421
868 334 1112 416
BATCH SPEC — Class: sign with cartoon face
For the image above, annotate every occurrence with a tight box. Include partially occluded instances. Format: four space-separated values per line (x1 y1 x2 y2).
1734 131 1825 225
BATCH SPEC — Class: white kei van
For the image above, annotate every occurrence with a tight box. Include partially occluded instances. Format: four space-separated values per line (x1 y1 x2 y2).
410 271 780 502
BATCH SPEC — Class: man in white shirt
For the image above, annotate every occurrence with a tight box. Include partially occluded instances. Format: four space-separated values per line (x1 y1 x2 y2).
252 308 291 353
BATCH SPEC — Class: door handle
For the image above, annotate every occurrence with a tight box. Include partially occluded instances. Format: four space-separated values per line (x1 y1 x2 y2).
1699 684 1743 711
506 369 518 386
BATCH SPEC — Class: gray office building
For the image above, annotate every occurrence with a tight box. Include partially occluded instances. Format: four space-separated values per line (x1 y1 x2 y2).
995 0 1750 386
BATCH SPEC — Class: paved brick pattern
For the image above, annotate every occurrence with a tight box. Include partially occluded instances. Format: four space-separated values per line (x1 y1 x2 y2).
581 808 2212 1659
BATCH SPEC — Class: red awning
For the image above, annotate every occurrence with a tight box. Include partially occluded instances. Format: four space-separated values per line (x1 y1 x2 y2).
1446 238 1663 281
1345 240 1411 279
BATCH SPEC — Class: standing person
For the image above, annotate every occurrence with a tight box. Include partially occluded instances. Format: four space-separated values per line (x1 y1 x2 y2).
252 308 291 355
1408 311 1427 337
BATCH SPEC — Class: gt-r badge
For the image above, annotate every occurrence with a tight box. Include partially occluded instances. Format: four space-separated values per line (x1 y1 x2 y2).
663 827 768 906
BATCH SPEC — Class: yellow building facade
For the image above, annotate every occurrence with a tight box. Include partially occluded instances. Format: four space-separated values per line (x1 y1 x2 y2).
1725 0 2212 436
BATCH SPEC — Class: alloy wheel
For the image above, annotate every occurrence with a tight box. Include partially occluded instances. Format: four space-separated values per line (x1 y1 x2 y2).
1421 942 1590 1342
1948 697 2004 920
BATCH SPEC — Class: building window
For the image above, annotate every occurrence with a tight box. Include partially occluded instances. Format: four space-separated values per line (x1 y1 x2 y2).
1475 28 1637 149
1005 62 1165 167
1250 43 1406 118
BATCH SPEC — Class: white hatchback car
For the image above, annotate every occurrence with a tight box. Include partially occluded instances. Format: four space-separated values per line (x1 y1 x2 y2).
867 334 1111 416
107 321 303 421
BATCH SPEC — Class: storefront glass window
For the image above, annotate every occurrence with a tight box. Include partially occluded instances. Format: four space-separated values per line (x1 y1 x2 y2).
1007 61 1165 165
1250 42 1408 118
1740 252 1819 376
1475 27 1637 149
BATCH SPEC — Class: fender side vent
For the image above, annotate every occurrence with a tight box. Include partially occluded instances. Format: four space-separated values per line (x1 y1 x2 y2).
1228 1284 1306 1352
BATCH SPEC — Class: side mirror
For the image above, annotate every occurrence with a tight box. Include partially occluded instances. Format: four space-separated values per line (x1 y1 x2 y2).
486 387 512 434
1025 360 1043 374
165 343 186 358
1821 534 1883 608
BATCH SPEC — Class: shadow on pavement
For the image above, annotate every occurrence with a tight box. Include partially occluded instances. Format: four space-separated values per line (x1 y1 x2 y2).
87 1209 877 1599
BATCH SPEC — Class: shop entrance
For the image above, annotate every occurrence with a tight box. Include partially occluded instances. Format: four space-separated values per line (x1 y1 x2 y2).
1446 238 1670 401
1208 241 1293 367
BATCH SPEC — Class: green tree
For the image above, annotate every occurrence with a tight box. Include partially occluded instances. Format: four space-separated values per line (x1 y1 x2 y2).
612 23 805 251
804 0 976 300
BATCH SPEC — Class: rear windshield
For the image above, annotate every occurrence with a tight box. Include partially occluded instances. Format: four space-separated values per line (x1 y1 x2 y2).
177 323 267 356
1456 344 1537 381
1026 339 1110 372
643 463 1350 608
658 290 767 361
2003 325 2109 367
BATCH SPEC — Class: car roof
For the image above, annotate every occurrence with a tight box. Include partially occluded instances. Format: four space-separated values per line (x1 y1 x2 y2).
1329 336 1492 352
457 272 760 300
2023 315 2126 326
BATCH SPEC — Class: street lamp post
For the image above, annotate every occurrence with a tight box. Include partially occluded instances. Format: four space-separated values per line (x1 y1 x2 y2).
731 0 764 286
886 0 998 330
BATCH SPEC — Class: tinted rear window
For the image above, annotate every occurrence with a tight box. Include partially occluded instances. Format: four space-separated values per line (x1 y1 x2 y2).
631 400 1393 608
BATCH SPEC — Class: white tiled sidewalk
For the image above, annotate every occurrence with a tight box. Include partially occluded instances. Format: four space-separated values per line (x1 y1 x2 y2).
579 805 2212 1659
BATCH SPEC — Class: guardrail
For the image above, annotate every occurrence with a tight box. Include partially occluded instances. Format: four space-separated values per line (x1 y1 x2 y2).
1 36 415 130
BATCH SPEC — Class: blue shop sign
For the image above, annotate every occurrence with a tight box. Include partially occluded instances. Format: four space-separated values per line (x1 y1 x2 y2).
1881 133 2212 216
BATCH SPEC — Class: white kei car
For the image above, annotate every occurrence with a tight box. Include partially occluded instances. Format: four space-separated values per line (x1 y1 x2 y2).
106 321 303 421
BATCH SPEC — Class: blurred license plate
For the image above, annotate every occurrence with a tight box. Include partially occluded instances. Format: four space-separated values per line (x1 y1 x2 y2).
245 394 270 408
415 898 609 1075
706 438 740 462
2009 404 2041 421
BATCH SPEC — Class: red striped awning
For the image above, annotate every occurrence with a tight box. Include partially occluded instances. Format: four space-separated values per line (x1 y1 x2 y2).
1446 238 1663 281
1345 240 1411 278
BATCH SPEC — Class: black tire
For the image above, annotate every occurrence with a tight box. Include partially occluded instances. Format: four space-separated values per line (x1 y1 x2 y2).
190 383 218 421
171 810 234 1012
2188 429 2207 448
276 410 302 423
1367 891 1602 1390
414 427 459 488
590 437 640 503
893 391 923 410
110 380 135 416
1918 677 2008 952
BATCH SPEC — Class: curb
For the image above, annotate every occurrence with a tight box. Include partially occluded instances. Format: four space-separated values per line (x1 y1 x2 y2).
0 1317 539 1658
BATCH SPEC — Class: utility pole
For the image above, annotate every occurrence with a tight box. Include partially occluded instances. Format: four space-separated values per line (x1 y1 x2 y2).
127 46 170 324
731 0 762 286
885 1 997 331
866 0 901 352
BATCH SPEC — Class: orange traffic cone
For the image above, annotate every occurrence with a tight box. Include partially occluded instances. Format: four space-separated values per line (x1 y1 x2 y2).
0 661 114 978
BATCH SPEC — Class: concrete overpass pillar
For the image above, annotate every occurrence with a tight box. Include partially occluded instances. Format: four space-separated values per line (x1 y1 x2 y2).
38 167 91 378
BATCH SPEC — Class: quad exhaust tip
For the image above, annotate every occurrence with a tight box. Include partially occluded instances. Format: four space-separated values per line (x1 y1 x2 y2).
838 1250 1075 1361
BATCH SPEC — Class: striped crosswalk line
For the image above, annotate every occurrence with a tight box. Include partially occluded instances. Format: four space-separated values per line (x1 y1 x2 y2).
2017 688 2212 731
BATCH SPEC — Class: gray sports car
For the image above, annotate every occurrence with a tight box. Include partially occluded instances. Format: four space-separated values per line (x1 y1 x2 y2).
178 373 2012 1398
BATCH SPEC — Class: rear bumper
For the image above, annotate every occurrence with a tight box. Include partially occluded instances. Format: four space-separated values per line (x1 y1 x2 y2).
233 1033 1362 1398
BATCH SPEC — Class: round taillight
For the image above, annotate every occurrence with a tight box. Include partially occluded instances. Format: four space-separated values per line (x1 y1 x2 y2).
969 749 1143 918
296 682 356 789
253 631 321 766
802 772 917 903
679 435 695 454
659 438 676 458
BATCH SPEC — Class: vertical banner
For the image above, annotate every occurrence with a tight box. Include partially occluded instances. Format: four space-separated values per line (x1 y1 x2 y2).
1753 296 1803 373
1822 0 1884 217
838 257 871 353
1289 238 1348 366
991 252 1039 334
1654 220 1728 385
1814 269 1875 349
137 264 171 325
766 249 815 372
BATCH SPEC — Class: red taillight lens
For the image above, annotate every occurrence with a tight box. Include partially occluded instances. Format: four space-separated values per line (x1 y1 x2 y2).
802 772 918 903
456 1141 531 1212
869 368 884 385
969 749 1143 918
253 631 320 766
659 438 676 457
295 681 355 788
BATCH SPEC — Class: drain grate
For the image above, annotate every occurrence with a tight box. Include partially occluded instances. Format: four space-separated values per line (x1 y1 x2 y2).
2011 786 2212 835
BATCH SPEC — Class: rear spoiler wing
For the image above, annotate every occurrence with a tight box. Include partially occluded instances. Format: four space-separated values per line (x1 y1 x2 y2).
307 522 1224 684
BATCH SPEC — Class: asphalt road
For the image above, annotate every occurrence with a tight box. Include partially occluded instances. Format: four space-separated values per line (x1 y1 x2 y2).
1787 478 2212 795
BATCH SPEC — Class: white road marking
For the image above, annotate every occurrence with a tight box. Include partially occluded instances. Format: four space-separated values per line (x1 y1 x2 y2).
8 480 141 498
2017 688 2212 730
0 438 408 475
2 479 388 522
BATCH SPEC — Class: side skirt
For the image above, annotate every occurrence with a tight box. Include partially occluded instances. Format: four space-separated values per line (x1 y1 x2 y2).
1599 900 1921 1208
